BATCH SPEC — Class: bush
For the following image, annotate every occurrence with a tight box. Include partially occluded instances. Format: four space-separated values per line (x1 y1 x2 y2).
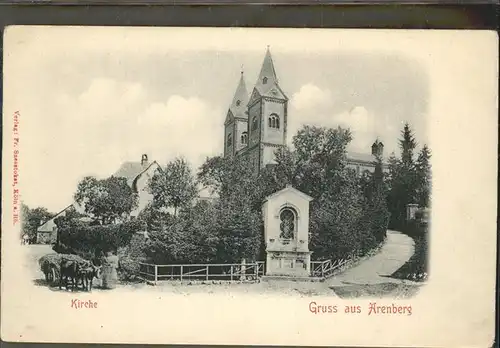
55 219 143 260
117 234 148 281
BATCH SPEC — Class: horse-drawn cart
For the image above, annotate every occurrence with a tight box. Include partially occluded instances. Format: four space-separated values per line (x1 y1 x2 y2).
38 253 87 285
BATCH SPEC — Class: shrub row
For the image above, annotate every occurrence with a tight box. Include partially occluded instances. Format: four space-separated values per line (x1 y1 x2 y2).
53 219 144 261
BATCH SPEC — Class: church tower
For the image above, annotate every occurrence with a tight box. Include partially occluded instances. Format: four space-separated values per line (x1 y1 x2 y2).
224 71 249 158
246 47 288 174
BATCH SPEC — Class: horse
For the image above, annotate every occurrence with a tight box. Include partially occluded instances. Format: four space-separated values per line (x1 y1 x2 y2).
59 258 81 292
78 262 102 291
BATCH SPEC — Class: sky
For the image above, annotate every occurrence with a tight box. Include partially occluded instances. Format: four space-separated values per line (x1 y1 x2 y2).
5 27 431 212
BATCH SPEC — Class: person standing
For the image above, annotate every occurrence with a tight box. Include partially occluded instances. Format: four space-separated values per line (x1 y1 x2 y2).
101 250 119 289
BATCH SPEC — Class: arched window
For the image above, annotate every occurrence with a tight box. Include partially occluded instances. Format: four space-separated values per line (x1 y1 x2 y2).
263 77 268 84
268 114 280 129
226 133 232 148
251 116 258 131
279 207 297 241
241 131 248 145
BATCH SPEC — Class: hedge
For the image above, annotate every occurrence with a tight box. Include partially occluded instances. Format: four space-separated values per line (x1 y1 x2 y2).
54 219 143 260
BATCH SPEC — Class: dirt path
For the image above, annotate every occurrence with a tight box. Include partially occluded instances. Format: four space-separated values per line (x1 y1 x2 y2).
328 230 415 286
327 230 422 298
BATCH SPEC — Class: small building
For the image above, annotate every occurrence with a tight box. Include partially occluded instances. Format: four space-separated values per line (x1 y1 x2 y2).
262 185 314 278
406 203 420 221
346 140 387 175
36 203 87 244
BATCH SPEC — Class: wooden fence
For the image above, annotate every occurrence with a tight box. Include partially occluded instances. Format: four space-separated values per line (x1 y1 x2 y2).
139 261 265 284
310 257 353 278
139 258 354 284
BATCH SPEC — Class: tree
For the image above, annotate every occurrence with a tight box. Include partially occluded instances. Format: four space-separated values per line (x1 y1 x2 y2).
137 202 172 233
399 122 417 169
74 176 138 224
149 157 197 217
197 156 226 195
258 125 375 260
387 123 430 229
363 153 390 242
21 203 55 243
198 154 264 263
416 145 432 207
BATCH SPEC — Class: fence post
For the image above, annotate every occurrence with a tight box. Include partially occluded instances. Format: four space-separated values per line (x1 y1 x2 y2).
206 265 209 281
254 263 258 280
241 258 246 281
180 265 183 282
154 265 158 285
230 265 233 281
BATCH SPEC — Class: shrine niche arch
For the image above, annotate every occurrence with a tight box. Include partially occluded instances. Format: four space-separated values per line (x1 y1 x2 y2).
274 202 301 219
278 206 298 242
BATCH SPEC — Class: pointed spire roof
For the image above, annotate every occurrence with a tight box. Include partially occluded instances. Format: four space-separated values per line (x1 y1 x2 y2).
228 71 249 120
252 46 288 101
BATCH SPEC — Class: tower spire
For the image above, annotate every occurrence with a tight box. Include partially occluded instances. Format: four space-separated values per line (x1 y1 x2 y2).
256 46 278 88
251 46 287 101
228 70 249 119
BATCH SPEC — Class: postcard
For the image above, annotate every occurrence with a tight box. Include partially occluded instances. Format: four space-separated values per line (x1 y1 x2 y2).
1 26 497 346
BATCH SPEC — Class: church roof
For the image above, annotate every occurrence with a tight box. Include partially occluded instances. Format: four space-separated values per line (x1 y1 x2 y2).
347 151 376 164
252 47 288 101
228 72 249 120
131 161 163 193
113 161 146 186
347 151 389 166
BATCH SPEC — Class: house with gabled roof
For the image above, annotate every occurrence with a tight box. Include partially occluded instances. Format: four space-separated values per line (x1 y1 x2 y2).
36 202 89 244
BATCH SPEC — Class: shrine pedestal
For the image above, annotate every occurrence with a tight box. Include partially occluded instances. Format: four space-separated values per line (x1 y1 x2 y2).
265 250 312 277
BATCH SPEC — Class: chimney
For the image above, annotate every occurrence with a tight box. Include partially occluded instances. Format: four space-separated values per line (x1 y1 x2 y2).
141 154 149 169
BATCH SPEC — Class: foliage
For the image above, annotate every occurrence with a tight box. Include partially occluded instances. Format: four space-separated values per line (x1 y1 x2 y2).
387 123 420 229
363 154 390 243
197 156 226 195
21 203 54 243
125 123 426 267
399 122 417 168
149 157 198 217
74 176 138 225
137 202 172 233
143 200 223 264
197 154 263 262
214 196 262 263
117 234 149 281
415 145 432 208
386 123 432 230
198 125 386 262
53 218 143 261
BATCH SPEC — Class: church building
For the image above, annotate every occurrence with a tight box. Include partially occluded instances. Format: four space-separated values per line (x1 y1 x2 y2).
223 47 385 175
224 47 289 175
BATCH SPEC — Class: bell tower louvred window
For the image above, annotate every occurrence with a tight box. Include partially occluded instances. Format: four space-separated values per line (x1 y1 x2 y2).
241 131 248 145
268 114 280 129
